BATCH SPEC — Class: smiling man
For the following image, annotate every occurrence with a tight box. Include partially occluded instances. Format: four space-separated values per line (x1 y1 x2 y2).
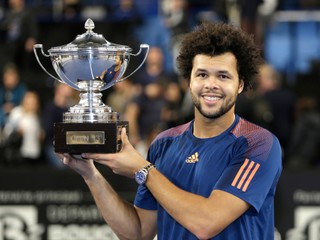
59 22 282 240
190 52 242 121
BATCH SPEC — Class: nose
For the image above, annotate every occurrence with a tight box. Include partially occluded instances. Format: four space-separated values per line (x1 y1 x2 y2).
204 76 219 90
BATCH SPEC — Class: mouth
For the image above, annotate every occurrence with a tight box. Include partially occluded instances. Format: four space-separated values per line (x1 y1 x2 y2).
203 96 221 101
202 94 223 104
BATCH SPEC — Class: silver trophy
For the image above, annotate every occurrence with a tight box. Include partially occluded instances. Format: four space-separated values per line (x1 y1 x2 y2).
34 18 149 153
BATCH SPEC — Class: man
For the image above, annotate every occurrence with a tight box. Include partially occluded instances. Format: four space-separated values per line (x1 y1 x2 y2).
59 22 282 240
98 53 124 86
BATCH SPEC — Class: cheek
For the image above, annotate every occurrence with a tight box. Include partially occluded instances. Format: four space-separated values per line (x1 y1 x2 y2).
189 81 195 92
224 84 241 97
189 79 202 91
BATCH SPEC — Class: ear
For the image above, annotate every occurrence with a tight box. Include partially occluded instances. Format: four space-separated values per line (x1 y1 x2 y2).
238 79 244 94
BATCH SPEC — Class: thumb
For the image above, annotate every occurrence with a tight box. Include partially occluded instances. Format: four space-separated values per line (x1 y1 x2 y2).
120 127 130 147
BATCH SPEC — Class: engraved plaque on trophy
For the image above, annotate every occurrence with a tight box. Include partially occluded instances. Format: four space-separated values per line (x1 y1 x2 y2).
34 18 149 154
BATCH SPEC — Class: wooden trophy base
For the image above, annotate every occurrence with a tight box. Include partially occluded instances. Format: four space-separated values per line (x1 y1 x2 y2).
54 121 128 154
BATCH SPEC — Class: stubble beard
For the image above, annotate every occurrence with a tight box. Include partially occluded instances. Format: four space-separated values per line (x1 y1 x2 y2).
190 90 237 120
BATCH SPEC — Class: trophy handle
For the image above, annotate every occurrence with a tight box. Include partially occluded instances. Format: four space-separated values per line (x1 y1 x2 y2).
116 44 150 83
33 44 64 83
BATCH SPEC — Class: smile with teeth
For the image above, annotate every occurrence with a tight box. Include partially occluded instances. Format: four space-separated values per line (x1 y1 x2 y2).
203 96 221 101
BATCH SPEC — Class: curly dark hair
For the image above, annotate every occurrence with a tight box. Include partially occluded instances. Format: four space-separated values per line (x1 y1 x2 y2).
176 22 263 91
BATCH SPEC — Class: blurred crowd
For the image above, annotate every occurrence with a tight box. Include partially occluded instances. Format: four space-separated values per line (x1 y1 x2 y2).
0 0 319 170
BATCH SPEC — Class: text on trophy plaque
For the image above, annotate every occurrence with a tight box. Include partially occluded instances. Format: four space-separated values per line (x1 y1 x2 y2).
66 131 105 145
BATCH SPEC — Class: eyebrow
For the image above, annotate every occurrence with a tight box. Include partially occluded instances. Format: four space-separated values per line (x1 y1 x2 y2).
217 70 230 74
196 68 231 75
195 68 207 72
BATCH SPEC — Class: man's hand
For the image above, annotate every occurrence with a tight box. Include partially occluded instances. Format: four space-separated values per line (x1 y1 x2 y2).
56 153 98 181
83 128 149 178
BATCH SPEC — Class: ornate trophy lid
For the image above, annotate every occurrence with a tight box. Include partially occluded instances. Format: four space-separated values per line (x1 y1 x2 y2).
48 18 132 54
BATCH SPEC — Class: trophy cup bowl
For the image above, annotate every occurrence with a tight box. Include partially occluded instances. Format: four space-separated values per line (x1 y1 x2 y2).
34 18 149 154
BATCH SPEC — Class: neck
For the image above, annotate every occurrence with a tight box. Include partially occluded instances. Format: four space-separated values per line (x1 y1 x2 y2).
193 109 236 139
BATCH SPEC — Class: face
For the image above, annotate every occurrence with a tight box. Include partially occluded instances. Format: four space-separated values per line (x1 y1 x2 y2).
189 53 244 120
3 69 19 89
23 92 40 113
115 55 122 65
147 47 164 67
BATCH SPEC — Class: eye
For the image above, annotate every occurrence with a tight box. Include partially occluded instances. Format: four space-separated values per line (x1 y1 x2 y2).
219 74 230 80
197 72 208 79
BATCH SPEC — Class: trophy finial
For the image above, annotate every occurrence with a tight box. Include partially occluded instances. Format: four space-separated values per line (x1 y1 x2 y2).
85 18 95 32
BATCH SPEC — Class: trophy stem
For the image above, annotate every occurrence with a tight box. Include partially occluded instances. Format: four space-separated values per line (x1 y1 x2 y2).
88 80 94 121
63 80 119 123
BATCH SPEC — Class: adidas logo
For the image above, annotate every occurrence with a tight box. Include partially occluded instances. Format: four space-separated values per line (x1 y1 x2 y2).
185 152 199 163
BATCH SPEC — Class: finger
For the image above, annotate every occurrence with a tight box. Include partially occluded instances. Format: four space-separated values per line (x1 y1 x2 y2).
82 153 98 160
61 154 69 164
83 153 112 161
56 153 64 159
56 153 69 164
121 127 129 146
